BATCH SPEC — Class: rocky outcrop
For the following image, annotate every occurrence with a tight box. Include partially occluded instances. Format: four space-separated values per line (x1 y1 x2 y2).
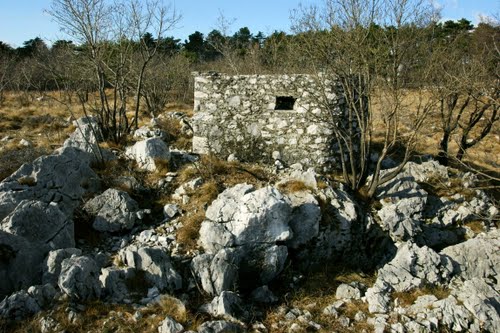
99 267 136 303
442 229 500 288
0 147 100 220
125 137 170 172
0 284 57 320
1 200 74 249
158 316 184 333
83 188 143 232
63 116 103 157
0 231 48 297
375 169 427 242
191 249 240 296
58 256 101 300
193 184 292 295
118 245 182 292
366 242 453 314
42 248 82 285
200 291 246 322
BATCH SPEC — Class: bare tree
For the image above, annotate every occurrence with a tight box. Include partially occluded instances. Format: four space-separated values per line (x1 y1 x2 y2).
432 21 499 165
47 0 180 142
291 0 437 198
0 53 15 105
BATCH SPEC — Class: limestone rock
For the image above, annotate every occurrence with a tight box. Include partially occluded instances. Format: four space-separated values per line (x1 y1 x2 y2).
286 191 320 249
366 242 453 314
441 229 500 288
1 200 74 249
405 160 449 182
119 245 182 291
163 204 179 221
453 278 500 332
63 116 103 156
84 188 141 232
335 283 362 300
293 184 356 269
0 231 48 297
58 255 101 300
376 242 453 292
431 296 474 332
200 185 292 253
0 284 56 320
99 267 135 302
158 316 184 333
0 289 41 319
365 280 393 314
191 249 240 296
0 147 100 220
125 137 170 172
376 170 427 242
42 248 82 285
201 291 246 322
134 126 166 140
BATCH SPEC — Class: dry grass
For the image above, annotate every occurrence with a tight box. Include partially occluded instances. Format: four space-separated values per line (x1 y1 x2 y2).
370 88 499 184
179 154 271 188
464 220 485 235
392 285 450 307
278 180 313 194
175 180 220 252
263 266 376 333
419 172 476 201
16 176 36 186
0 294 197 333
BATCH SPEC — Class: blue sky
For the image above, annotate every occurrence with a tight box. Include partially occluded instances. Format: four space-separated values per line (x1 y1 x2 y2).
0 0 498 47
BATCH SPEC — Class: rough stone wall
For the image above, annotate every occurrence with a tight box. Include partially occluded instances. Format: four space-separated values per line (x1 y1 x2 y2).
192 72 349 171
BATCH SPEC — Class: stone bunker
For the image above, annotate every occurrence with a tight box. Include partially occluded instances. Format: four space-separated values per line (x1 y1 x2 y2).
192 72 354 171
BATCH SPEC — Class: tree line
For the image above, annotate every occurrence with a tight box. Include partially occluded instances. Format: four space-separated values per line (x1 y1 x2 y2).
0 0 497 197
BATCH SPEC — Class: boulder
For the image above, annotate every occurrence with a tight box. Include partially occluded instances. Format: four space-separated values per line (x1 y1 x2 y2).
0 289 41 320
200 291 246 322
42 248 82 285
0 231 48 297
0 147 100 220
125 137 170 172
195 184 292 294
376 242 453 292
441 229 500 289
1 200 74 249
84 188 141 232
405 160 449 182
430 296 475 332
191 249 240 296
158 316 184 333
133 126 166 140
335 283 363 300
200 185 292 252
365 280 393 314
0 284 56 320
366 242 453 314
58 255 101 300
99 267 135 302
63 116 103 156
452 278 500 333
119 245 182 292
293 184 356 270
376 170 427 242
285 191 321 249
